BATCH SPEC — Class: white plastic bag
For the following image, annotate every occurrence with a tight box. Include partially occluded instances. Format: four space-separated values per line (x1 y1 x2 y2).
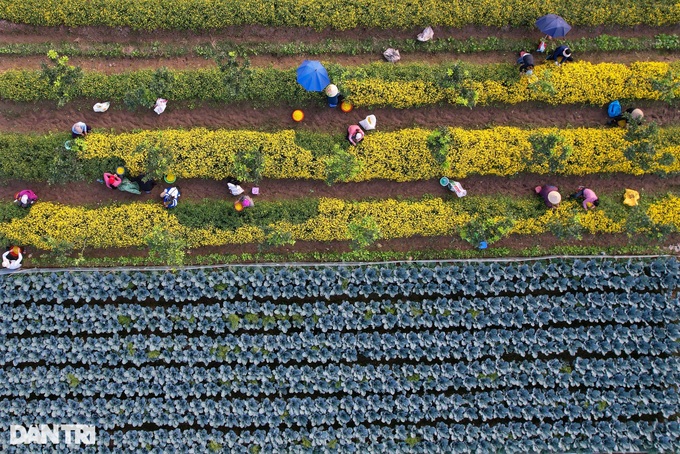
228 183 244 196
93 102 110 112
359 115 377 131
417 26 434 42
154 98 167 115
450 181 467 198
383 48 401 63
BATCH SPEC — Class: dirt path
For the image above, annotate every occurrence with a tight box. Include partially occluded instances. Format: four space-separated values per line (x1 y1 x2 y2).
3 174 678 208
2 21 678 45
2 100 678 135
56 231 676 264
186 232 680 259
2 50 678 73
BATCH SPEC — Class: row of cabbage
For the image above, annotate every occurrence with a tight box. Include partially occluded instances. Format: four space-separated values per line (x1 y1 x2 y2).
1 291 676 336
3 322 676 367
3 356 677 399
1 325 678 452
0 258 676 304
4 421 679 453
3 384 678 428
1 258 677 452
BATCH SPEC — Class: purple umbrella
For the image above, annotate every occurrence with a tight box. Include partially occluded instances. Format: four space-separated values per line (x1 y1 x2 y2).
535 14 571 38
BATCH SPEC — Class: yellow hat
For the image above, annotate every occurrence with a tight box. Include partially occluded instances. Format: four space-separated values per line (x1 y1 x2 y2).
623 189 640 207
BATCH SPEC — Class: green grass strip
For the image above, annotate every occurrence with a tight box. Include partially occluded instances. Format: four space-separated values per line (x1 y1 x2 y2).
1 35 679 59
172 198 320 230
27 243 667 268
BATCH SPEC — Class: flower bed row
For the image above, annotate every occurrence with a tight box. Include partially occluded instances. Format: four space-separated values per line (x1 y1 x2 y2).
349 61 680 107
1 193 677 250
8 126 680 183
0 0 676 30
77 126 680 182
1 61 678 107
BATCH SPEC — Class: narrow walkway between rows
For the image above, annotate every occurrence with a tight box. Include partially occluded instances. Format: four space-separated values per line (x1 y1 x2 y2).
2 174 677 207
2 101 679 134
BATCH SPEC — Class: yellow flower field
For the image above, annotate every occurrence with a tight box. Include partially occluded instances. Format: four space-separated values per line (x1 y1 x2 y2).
0 0 676 29
80 126 680 182
1 195 674 250
347 62 680 108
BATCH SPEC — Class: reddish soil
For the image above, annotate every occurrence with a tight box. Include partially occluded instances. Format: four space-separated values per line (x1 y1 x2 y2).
2 100 680 135
3 174 678 207
1 51 678 73
1 21 678 44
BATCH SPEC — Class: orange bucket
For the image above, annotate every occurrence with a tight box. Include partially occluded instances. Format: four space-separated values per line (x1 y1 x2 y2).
292 110 304 122
340 101 353 113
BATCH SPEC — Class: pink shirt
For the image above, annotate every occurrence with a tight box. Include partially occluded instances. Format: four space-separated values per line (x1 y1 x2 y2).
16 190 37 203
582 188 598 209
104 173 122 189
348 125 363 145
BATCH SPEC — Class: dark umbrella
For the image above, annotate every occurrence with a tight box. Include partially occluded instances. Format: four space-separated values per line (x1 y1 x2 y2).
535 14 571 38
296 60 330 92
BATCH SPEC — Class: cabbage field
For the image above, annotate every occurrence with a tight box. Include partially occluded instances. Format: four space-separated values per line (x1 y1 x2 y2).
1 257 678 452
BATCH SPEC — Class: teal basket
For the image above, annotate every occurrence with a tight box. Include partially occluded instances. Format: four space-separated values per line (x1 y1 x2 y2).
439 177 450 187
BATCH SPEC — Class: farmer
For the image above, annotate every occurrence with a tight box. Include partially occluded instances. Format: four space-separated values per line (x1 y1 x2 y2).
535 184 562 208
103 172 122 189
71 121 91 138
348 124 364 146
2 246 23 270
14 189 37 208
517 51 535 75
571 186 599 210
325 84 340 108
611 108 644 127
161 186 180 209
130 174 156 194
235 195 254 212
547 45 573 65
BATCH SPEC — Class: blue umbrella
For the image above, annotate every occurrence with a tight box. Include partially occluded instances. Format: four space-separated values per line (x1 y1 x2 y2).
535 14 571 38
296 60 330 92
